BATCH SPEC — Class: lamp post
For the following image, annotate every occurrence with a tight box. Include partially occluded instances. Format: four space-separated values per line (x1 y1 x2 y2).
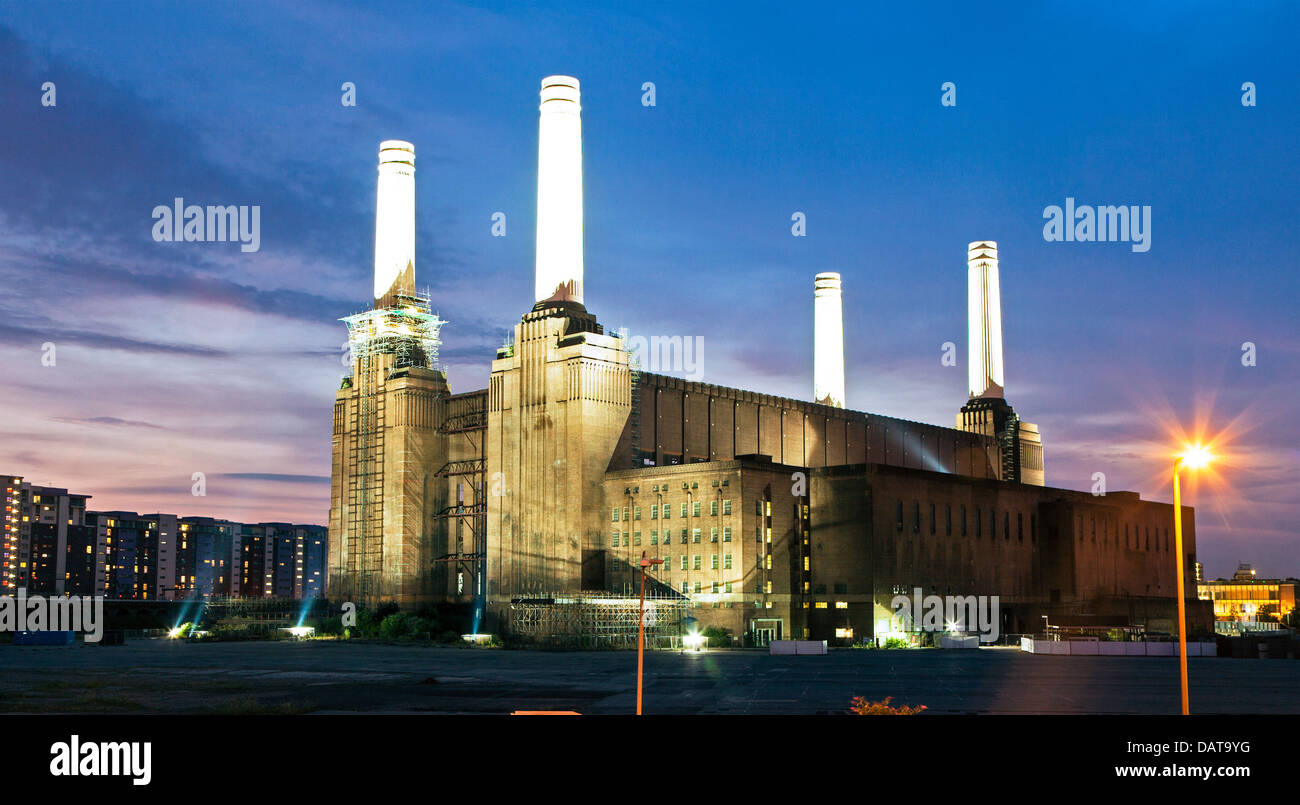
637 550 664 716
1173 444 1212 716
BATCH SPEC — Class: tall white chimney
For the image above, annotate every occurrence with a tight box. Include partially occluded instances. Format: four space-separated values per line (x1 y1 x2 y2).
814 272 845 408
374 140 416 304
534 75 584 305
967 241 1005 398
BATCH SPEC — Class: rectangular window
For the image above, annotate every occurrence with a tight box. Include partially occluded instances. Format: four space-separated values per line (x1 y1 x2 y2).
651 530 659 545
765 580 772 594
663 503 671 519
623 507 629 522
611 507 620 522
765 554 772 570
723 526 732 542
929 503 936 535
633 531 642 546
710 527 718 542
681 503 688 518
946 505 952 536
913 502 920 533
692 528 701 543
723 499 732 515
725 582 732 593
1017 513 1023 542
680 555 688 571
1003 512 1009 540
651 506 658 520
693 555 701 570
756 500 763 517
610 531 619 548
694 582 701 594
961 505 967 537
710 500 718 516
711 555 719 570
896 500 904 531
712 581 719 594
692 501 701 517
682 581 689 593
765 501 771 516
681 529 688 544
991 511 997 540
724 554 732 570
634 506 641 521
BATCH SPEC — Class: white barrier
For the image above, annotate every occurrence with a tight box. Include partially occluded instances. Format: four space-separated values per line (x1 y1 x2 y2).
940 635 979 650
769 640 828 655
1020 638 1216 656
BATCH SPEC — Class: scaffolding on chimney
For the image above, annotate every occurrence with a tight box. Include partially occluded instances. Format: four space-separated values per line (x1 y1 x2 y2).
341 289 445 604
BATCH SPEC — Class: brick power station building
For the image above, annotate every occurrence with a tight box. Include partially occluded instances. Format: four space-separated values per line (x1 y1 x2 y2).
328 76 1207 644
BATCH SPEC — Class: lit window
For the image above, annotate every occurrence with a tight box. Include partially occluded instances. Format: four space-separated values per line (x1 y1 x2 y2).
835 601 848 609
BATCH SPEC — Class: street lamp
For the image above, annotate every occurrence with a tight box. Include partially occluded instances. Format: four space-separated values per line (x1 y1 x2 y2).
1173 443 1212 715
637 550 664 716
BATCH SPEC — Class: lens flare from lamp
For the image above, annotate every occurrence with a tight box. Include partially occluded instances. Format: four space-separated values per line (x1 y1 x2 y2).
1180 444 1213 470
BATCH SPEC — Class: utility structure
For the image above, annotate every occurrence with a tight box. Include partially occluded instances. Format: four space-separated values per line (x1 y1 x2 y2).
956 241 1045 485
331 141 448 606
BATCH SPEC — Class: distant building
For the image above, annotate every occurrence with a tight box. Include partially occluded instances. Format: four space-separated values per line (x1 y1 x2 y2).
1 475 93 596
1198 564 1297 633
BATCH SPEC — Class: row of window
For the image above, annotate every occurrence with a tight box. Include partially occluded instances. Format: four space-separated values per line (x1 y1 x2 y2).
681 581 733 594
612 500 734 522
895 500 1034 544
610 527 733 547
654 554 735 571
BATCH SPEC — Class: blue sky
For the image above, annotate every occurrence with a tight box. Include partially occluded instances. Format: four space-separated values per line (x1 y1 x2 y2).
1 1 1296 577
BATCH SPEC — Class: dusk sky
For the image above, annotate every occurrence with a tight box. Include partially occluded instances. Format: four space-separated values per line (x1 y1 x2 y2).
1 2 1296 578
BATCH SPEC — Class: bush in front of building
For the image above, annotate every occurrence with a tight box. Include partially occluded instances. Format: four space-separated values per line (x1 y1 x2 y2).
703 626 733 647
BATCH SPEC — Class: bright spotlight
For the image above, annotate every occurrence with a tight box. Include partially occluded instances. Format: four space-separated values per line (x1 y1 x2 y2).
167 627 182 639
1179 444 1213 470
285 626 315 638
683 631 706 651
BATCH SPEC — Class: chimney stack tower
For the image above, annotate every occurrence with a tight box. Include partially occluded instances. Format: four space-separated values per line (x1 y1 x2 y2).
534 76 585 306
813 272 845 408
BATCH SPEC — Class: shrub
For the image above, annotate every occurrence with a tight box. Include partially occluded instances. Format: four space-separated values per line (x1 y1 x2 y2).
883 636 910 649
702 626 732 648
379 612 413 639
850 696 927 715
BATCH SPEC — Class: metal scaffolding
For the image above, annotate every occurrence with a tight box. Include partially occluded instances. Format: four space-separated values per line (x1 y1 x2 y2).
434 393 487 620
341 289 445 605
508 590 688 649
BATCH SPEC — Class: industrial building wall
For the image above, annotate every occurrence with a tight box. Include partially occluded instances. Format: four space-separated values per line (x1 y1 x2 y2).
632 373 1002 480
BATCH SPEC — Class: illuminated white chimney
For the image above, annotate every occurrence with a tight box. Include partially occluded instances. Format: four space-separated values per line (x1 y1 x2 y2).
814 272 845 408
374 140 416 304
967 241 1005 398
534 75 584 305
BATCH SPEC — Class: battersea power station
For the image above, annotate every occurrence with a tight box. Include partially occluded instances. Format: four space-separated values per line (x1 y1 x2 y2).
328 76 1206 645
